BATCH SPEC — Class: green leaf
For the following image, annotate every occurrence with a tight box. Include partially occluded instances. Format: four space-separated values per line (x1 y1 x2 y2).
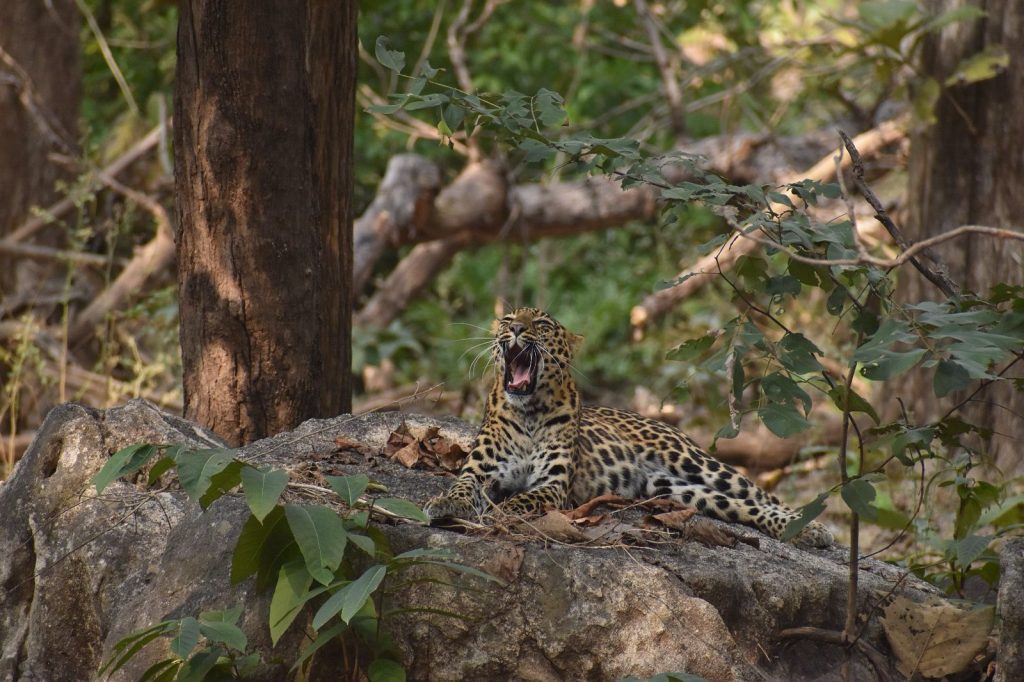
99 622 176 675
285 504 348 585
199 459 244 509
852 319 916 361
241 467 289 522
231 506 293 585
269 560 314 646
534 88 566 127
174 448 236 502
327 474 370 507
921 5 986 33
373 498 429 523
138 658 181 682
766 275 801 297
289 622 347 672
348 533 376 557
373 36 405 73
945 46 1009 87
169 617 200 659
518 138 555 163
777 333 823 374
955 534 991 567
416 60 439 78
666 333 717 362
312 564 388 629
198 606 241 626
860 348 927 380
197 620 247 652
757 404 811 438
368 658 407 682
827 385 880 424
934 358 973 397
781 493 828 541
93 443 158 493
840 479 878 521
761 372 812 413
175 647 223 682
146 456 176 485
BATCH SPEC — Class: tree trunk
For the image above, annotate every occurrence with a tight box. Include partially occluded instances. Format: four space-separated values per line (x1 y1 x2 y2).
0 0 80 292
898 0 1024 472
175 1 355 445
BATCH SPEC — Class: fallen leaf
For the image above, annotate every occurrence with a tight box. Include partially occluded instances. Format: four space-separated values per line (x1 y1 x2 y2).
516 510 589 543
390 441 423 468
881 595 995 678
569 494 633 518
647 509 698 530
333 436 373 457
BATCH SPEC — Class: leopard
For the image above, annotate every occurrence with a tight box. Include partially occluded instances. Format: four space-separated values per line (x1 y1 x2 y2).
424 307 833 548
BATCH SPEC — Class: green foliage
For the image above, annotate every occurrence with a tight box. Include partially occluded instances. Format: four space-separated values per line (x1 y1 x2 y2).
93 444 489 679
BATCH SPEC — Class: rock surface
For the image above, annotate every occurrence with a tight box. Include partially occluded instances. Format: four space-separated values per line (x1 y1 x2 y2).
0 400 1007 681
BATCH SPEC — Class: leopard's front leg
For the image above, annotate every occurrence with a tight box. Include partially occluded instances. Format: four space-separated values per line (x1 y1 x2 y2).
423 468 485 522
499 438 575 516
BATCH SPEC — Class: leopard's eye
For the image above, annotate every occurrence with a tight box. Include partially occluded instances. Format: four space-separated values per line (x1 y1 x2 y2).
534 319 554 331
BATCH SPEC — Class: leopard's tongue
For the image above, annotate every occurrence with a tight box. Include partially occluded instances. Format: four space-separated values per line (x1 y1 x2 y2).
508 362 531 390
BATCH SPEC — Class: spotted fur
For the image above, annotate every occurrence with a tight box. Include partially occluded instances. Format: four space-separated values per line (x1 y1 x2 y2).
424 308 832 547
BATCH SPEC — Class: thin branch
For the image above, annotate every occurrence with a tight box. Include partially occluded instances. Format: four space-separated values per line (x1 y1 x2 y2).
4 123 166 244
74 0 140 116
68 175 175 346
635 0 686 141
446 0 502 161
0 45 75 153
630 118 907 335
0 240 115 267
838 129 960 298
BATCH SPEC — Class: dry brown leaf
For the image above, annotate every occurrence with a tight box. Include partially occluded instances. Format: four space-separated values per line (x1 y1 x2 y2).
647 508 698 530
568 494 632 518
333 436 373 457
390 441 423 468
517 510 590 543
881 595 995 678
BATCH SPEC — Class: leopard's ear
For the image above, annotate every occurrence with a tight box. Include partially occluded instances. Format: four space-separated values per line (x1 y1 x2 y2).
569 333 584 357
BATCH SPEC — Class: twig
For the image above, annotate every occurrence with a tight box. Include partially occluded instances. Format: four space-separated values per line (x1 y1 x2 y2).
0 240 115 266
446 0 502 160
631 118 906 335
0 45 75 152
4 123 165 244
838 129 960 298
74 0 139 116
635 0 686 141
68 176 176 345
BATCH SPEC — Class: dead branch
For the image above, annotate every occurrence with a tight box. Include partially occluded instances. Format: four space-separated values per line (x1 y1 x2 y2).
446 0 503 161
353 154 443 290
0 45 75 153
839 129 960 298
0 240 115 267
352 127 858 328
635 0 686 141
68 174 175 346
356 235 472 328
4 123 165 244
630 118 906 336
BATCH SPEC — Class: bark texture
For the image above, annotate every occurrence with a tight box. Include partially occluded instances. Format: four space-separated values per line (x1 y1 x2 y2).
0 0 80 292
175 1 355 445
2 400 998 682
899 1 1024 472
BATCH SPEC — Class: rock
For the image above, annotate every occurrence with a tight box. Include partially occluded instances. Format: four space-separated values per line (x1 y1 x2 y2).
0 400 992 681
995 538 1024 682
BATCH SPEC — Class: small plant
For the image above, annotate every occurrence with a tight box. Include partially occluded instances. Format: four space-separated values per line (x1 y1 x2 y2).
93 443 497 679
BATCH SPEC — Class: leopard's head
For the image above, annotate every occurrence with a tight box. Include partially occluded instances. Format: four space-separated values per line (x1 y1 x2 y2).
492 308 583 398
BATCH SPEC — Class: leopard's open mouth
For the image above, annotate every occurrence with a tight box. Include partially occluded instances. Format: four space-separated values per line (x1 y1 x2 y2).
503 341 539 395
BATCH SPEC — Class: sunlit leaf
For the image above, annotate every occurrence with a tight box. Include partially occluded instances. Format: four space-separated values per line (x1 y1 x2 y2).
241 467 289 522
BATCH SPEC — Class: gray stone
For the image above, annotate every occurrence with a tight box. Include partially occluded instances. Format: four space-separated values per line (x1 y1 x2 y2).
0 400 989 681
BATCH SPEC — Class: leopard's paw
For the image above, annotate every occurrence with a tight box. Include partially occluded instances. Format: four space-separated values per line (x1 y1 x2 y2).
423 494 476 523
793 521 834 548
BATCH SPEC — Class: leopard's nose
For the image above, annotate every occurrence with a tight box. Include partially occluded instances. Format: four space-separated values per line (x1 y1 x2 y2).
510 322 526 336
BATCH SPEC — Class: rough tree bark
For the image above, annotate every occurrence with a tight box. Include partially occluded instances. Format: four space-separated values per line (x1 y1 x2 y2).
897 1 1024 473
175 1 355 445
0 0 80 293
